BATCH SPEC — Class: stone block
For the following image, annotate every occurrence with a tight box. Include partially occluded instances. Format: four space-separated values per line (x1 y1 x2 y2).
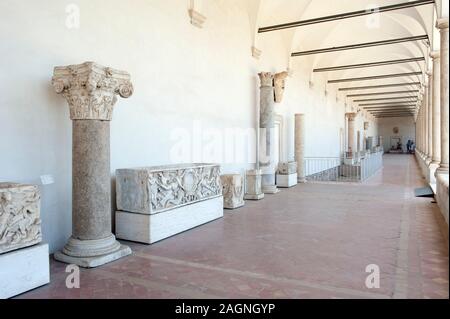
277 173 298 188
221 174 245 209
116 196 223 244
0 243 49 298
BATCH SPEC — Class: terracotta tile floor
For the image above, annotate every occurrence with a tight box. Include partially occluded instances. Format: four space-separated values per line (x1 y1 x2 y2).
17 154 449 299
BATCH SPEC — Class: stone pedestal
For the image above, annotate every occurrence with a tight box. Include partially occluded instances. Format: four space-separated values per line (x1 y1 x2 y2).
258 72 279 194
276 162 297 188
52 62 133 268
244 169 264 200
0 244 50 299
295 114 306 183
221 174 245 209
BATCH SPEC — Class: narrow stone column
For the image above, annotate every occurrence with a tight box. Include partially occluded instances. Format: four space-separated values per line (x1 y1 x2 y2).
426 72 433 164
258 72 279 194
295 114 306 183
423 84 429 160
436 18 449 174
430 51 441 165
346 113 356 157
52 62 133 268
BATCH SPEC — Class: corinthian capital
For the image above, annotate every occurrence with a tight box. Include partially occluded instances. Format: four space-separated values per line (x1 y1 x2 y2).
52 62 133 121
258 72 274 87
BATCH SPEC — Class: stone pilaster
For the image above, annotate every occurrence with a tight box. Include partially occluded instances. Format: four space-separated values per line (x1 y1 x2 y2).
436 18 449 175
52 62 133 268
346 113 357 157
430 51 441 165
426 71 433 164
258 72 279 194
295 114 306 183
423 84 429 161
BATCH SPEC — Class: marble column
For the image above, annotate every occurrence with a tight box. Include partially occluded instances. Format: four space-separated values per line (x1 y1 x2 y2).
258 72 279 194
346 113 356 157
52 62 133 268
436 18 449 174
426 71 433 164
430 51 441 181
295 114 306 183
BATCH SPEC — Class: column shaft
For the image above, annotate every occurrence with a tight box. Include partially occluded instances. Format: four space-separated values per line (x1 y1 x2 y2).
72 120 111 240
295 114 305 182
437 19 449 173
431 52 441 164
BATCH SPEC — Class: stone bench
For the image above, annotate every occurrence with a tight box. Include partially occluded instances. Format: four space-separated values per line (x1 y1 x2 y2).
115 164 223 244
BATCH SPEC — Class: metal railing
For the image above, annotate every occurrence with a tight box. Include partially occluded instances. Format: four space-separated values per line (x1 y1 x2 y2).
304 150 383 183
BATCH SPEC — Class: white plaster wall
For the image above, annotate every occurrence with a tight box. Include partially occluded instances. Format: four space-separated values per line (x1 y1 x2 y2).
378 117 416 152
0 0 379 252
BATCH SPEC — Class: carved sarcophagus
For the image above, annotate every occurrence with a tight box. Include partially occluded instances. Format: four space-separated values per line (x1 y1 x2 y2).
0 183 42 254
115 164 224 244
116 164 222 214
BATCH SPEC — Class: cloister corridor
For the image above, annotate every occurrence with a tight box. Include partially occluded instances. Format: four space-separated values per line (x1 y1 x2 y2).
17 154 448 299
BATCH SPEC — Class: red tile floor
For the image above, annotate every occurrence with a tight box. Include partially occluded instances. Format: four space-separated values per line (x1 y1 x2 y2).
17 154 449 299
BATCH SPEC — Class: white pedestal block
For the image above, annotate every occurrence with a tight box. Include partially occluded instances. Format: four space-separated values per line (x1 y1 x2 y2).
0 244 50 299
277 173 298 188
116 196 223 244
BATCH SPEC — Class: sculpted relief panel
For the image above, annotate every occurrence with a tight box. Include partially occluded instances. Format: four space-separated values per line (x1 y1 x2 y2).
116 164 222 214
0 183 42 254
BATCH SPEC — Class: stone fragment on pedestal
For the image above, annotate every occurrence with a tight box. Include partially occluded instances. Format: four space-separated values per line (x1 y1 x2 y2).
52 61 133 268
221 174 245 209
0 182 49 298
244 169 264 200
258 72 279 194
276 162 298 188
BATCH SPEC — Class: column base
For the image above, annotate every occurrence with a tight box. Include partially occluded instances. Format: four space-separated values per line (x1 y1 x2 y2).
54 235 131 268
262 185 280 194
435 166 449 176
244 193 265 200
428 162 440 185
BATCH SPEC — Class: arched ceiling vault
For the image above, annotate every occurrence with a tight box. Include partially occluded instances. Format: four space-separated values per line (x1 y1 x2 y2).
252 0 439 117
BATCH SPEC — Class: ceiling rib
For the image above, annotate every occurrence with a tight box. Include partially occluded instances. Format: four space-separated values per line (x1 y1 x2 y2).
291 35 428 57
339 82 421 91
313 57 425 72
258 0 434 33
353 96 419 102
347 90 420 97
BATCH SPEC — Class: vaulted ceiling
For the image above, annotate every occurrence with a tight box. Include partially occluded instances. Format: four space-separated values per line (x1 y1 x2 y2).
249 0 447 118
